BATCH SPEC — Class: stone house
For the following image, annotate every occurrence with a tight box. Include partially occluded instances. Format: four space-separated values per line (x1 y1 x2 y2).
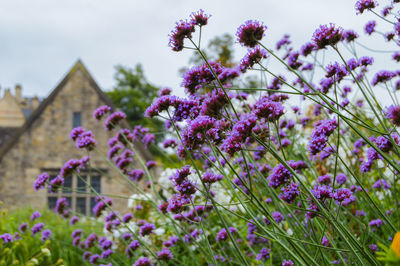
0 60 151 215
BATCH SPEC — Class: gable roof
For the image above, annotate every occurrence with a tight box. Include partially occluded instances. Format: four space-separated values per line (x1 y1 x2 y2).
0 59 152 162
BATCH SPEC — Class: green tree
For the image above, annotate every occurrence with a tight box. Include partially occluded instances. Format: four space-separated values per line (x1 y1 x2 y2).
188 33 235 67
106 64 165 139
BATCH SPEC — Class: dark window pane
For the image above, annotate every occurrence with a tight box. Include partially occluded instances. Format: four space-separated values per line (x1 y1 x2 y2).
48 197 57 210
76 197 87 215
90 197 97 216
91 176 101 193
62 176 72 193
77 176 87 194
73 112 81 128
65 197 72 208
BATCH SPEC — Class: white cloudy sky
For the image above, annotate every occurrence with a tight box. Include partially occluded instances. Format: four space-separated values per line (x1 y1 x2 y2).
0 0 397 98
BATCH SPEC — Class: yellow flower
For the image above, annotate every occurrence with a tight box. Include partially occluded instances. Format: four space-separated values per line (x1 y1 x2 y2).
391 232 400 257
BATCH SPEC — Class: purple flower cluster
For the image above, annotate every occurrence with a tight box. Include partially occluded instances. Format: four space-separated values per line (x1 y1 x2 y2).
312 23 343 49
308 119 338 156
385 105 400 126
104 111 127 131
33 172 49 191
279 182 300 203
31 223 45 235
182 61 223 95
221 114 257 155
372 70 396 86
236 20 267 47
216 227 237 241
202 171 223 183
355 0 377 14
365 21 376 35
70 127 97 151
252 97 284 121
239 46 268 72
93 105 111 120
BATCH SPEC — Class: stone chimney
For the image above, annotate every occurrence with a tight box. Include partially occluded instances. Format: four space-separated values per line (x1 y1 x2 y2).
32 96 40 110
15 84 22 102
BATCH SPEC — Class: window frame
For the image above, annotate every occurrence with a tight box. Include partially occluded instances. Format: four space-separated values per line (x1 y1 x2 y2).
44 168 104 216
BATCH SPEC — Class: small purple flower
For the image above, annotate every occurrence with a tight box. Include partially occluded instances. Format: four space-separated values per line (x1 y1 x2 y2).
365 21 376 35
128 169 145 182
335 173 347 185
256 247 270 261
372 179 391 190
122 213 134 223
190 9 210 26
268 164 292 188
282 259 294 266
70 216 79 225
252 97 284 121
308 119 338 156
355 0 377 14
272 211 285 223
89 254 100 264
372 71 396 86
239 46 268 72
30 211 41 221
31 223 45 235
175 180 197 195
236 20 267 47
157 248 174 261
216 227 237 241
301 42 316 57
126 240 140 257
276 34 291 50
140 223 156 236
168 19 195 52
134 257 153 266
202 171 223 183
279 182 300 204
158 87 171 96
0 233 13 244
317 174 332 185
19 223 28 232
312 23 343 49
104 111 127 131
322 235 330 247
101 249 114 259
369 219 383 233
385 105 400 126
163 138 178 148
356 210 366 217
55 197 69 216
331 188 354 205
369 244 378 252
83 251 92 261
71 229 82 239
342 30 359 43
100 238 113 250
41 229 52 241
93 105 111 120
33 173 49 191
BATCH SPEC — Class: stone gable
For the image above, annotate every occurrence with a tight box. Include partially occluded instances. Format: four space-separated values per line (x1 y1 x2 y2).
0 61 138 213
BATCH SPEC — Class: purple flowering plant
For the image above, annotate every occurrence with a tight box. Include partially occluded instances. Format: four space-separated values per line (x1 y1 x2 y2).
2 2 400 265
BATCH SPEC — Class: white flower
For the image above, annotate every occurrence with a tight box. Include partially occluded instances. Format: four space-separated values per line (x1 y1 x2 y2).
127 193 152 208
154 228 165 235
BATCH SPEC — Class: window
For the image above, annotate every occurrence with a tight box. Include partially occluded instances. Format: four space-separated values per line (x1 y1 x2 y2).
47 172 101 216
73 112 81 128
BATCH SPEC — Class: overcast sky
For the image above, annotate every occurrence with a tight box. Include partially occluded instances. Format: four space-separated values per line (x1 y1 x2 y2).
0 0 396 98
